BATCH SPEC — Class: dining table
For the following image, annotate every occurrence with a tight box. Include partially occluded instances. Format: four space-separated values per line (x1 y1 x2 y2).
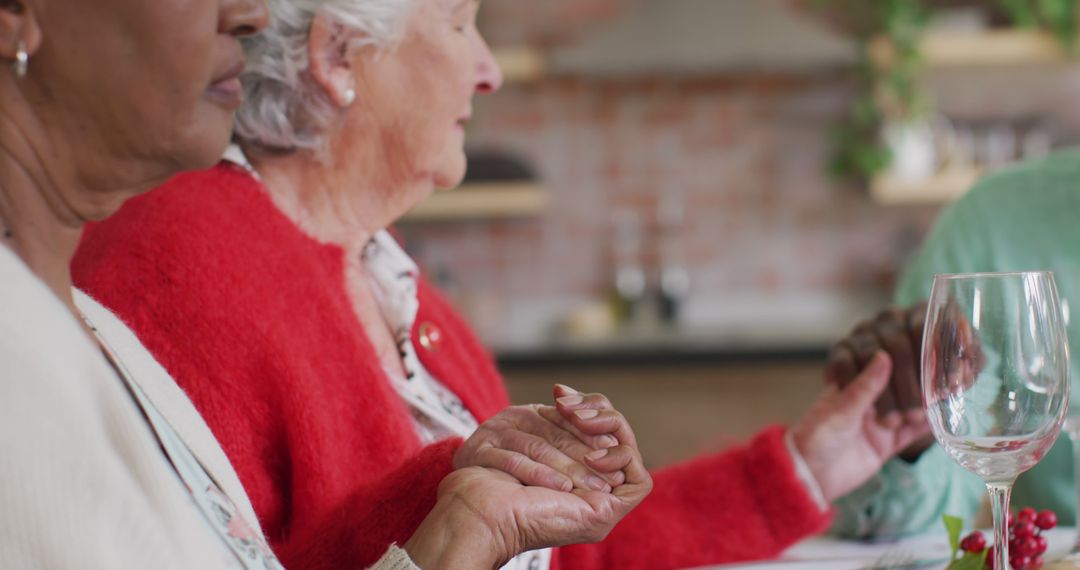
693 527 1077 569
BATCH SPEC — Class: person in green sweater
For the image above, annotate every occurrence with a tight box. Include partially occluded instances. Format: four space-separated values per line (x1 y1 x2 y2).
828 147 1080 538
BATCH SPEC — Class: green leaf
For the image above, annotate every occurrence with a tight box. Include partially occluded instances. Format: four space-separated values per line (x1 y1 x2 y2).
943 514 964 558
945 551 988 570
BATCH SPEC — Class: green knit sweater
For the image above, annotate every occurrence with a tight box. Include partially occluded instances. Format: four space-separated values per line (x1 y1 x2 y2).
833 148 1080 538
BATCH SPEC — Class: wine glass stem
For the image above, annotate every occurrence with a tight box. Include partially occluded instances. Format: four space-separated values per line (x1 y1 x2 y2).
988 482 1013 570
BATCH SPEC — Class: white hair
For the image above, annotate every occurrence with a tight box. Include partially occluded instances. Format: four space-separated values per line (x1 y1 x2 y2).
234 0 414 152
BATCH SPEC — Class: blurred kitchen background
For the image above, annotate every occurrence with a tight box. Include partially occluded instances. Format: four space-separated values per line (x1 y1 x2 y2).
399 0 1080 467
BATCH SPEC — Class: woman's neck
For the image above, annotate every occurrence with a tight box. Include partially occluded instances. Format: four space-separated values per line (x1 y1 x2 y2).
246 145 412 258
0 145 86 315
248 150 374 256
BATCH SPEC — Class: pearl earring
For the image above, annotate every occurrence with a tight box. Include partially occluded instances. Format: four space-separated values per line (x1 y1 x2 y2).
12 40 27 78
343 87 356 107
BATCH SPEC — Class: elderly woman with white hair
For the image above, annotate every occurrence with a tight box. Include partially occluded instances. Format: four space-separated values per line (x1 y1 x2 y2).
73 0 928 568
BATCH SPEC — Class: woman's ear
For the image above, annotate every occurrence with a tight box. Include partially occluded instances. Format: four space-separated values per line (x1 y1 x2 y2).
0 1 41 70
308 11 356 108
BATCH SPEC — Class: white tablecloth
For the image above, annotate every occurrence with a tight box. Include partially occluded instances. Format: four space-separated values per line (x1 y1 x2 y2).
693 527 1075 569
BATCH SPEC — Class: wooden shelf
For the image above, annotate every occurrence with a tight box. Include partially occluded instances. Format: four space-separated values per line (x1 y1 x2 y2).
494 47 545 83
870 167 983 205
402 182 548 221
867 29 1064 205
872 29 1078 69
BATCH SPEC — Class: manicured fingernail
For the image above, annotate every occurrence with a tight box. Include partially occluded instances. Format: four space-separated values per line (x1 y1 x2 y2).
574 409 599 420
557 395 584 406
586 474 610 492
596 435 619 449
556 384 579 394
586 448 609 461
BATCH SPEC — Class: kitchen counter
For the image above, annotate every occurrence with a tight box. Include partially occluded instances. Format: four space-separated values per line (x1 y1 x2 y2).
484 291 891 367
495 325 829 367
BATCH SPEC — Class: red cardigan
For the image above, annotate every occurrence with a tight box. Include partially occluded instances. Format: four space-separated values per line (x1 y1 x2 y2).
73 163 831 570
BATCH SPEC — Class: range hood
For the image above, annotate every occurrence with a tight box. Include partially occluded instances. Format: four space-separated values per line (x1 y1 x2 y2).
549 0 855 78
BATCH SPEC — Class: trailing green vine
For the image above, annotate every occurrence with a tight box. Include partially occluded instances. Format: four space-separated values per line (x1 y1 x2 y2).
824 0 929 182
814 0 1079 184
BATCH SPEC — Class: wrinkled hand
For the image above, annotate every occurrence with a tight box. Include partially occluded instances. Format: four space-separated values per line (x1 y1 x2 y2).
439 389 649 568
436 458 650 567
793 352 932 502
537 384 639 485
408 388 652 569
454 390 625 493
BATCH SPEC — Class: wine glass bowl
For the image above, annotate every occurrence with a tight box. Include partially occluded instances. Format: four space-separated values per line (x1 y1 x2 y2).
923 271 1070 569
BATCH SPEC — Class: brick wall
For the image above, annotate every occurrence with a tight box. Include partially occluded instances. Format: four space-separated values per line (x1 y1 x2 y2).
399 1 941 348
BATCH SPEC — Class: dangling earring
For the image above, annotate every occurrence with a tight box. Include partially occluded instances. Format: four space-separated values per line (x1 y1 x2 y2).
12 40 27 78
342 87 356 107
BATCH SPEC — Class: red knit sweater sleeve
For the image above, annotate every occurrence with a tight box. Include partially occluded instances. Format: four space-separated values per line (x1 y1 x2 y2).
557 425 832 569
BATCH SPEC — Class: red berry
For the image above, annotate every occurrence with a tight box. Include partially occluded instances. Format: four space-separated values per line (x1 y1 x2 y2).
1031 556 1045 570
1016 537 1039 557
1012 554 1031 569
987 546 996 569
1014 521 1037 539
960 531 987 553
1017 507 1038 525
1033 535 1048 555
1036 510 1058 530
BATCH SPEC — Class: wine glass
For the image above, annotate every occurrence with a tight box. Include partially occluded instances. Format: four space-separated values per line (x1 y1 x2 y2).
923 272 1070 570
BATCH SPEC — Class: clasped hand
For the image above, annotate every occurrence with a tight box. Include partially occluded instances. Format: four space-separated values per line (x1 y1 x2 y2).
407 385 651 568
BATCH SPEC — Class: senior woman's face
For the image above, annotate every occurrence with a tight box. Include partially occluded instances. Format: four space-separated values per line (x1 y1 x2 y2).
356 0 502 192
25 0 267 196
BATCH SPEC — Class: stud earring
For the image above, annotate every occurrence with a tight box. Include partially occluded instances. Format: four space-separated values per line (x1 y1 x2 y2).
343 87 356 107
12 40 27 78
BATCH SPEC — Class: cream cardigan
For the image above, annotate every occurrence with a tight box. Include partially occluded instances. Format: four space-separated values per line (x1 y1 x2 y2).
0 245 415 569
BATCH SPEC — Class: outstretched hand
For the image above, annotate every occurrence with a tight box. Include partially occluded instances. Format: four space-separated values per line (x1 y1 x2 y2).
825 303 935 460
793 351 932 502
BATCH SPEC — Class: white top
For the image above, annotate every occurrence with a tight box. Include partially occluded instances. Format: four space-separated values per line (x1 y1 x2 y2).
0 244 245 568
0 244 416 570
76 291 281 569
362 231 480 442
